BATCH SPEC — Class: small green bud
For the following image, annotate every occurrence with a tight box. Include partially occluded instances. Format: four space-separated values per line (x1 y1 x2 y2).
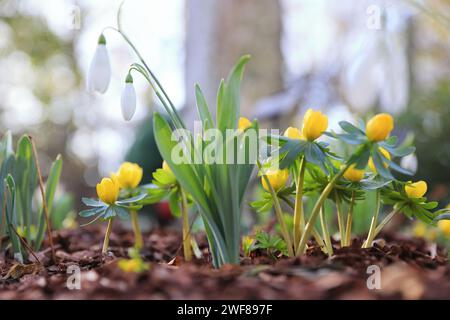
125 73 133 84
98 34 106 45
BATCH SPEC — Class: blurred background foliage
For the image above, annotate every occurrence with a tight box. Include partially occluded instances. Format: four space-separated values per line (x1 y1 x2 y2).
0 0 449 236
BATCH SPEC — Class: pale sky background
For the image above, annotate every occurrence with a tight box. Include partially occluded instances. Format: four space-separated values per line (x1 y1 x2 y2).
2 0 430 185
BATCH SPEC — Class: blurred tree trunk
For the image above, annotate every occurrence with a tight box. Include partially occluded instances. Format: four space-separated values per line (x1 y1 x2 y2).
184 0 283 126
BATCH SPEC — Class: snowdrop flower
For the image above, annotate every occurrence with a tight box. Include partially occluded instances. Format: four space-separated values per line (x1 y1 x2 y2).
400 153 418 174
87 34 111 94
121 74 137 121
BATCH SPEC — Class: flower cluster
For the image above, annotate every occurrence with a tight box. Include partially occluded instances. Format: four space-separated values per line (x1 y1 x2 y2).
253 110 449 256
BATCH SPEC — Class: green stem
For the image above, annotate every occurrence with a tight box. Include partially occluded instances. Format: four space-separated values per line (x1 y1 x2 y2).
319 206 333 256
344 191 356 247
296 163 350 256
102 218 114 254
335 192 345 247
373 209 400 238
130 210 143 250
261 173 294 257
180 188 192 262
293 157 306 252
363 190 381 248
280 195 327 254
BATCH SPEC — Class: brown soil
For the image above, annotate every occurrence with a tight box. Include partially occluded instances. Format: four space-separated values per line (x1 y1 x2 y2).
0 225 449 299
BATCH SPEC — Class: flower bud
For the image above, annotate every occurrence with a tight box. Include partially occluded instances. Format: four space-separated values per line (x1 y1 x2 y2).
301 109 328 141
121 74 137 121
117 162 143 189
87 34 111 94
261 169 289 192
162 160 176 184
343 164 365 182
284 127 303 140
366 113 394 142
405 180 427 198
238 117 252 131
96 174 120 204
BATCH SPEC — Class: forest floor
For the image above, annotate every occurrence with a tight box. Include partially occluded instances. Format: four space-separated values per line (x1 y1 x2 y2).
0 225 449 299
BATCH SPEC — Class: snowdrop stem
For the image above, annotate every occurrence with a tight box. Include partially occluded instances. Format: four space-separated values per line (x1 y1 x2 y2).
104 26 186 130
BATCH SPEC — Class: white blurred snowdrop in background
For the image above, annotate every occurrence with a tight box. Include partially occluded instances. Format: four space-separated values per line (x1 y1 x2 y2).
87 34 111 94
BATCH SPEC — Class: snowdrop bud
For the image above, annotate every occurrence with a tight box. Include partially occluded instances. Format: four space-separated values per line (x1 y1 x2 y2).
87 34 111 94
121 74 137 121
400 153 418 174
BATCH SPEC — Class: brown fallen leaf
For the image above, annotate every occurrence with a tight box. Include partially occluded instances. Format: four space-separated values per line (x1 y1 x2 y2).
2 263 43 280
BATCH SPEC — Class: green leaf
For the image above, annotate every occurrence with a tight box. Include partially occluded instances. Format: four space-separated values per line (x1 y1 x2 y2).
168 189 181 217
34 155 62 251
115 193 147 205
217 55 250 133
82 197 105 207
339 121 365 135
79 207 105 218
195 84 214 130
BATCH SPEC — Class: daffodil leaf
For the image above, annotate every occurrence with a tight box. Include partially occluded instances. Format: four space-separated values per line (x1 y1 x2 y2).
195 84 215 130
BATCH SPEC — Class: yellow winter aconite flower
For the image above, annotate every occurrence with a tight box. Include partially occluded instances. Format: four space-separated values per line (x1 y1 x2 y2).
413 222 427 238
162 160 177 184
96 175 120 204
284 127 303 140
366 113 394 142
118 258 149 273
301 109 328 141
343 164 365 182
238 117 252 131
405 180 427 198
438 219 450 237
116 162 143 189
261 169 289 192
368 147 391 172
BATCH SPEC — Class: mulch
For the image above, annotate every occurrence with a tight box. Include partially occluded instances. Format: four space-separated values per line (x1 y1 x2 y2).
0 225 449 299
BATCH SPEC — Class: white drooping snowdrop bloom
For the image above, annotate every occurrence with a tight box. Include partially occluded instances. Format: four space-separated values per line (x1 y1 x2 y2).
400 153 418 174
121 74 137 121
87 34 111 94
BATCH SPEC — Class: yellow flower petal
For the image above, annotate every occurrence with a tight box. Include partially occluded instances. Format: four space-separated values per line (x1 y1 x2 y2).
366 113 394 142
117 162 143 189
96 176 120 204
301 109 328 141
404 180 427 198
284 127 303 140
261 169 289 192
343 164 365 182
238 117 252 131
